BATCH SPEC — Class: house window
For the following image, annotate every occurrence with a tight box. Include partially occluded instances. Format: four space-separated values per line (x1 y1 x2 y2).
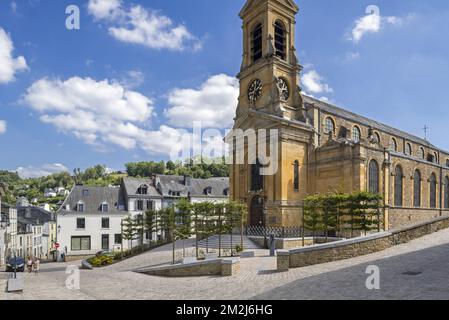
77 203 84 212
352 126 361 143
114 234 122 244
405 143 412 156
394 165 403 207
76 218 85 229
293 160 299 190
430 173 437 208
101 218 109 229
251 158 264 191
414 170 421 207
251 23 263 62
137 200 144 211
274 21 286 60
324 117 335 134
101 203 109 212
444 176 449 209
101 234 109 250
368 160 379 194
71 236 90 251
389 138 397 152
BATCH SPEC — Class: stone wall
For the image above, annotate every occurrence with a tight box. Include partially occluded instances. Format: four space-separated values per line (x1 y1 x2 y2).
137 258 240 277
388 208 448 229
65 254 95 262
249 236 340 250
277 215 449 271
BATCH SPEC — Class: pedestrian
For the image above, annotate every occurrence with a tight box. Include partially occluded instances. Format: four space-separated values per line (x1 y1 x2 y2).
26 256 33 273
33 258 40 275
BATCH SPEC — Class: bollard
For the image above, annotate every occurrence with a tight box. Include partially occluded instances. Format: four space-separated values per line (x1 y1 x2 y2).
269 233 275 256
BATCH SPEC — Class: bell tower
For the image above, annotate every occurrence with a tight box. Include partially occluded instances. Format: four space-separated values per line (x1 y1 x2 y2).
236 0 305 121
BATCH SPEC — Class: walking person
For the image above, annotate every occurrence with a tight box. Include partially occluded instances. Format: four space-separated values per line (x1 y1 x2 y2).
26 256 33 273
33 258 40 275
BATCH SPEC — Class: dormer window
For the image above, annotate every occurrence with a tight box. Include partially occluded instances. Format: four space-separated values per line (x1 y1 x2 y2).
82 189 90 197
223 188 229 196
77 202 84 212
101 202 109 213
204 187 213 195
137 185 148 195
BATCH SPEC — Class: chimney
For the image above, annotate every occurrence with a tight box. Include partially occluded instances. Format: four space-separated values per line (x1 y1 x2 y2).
184 176 192 187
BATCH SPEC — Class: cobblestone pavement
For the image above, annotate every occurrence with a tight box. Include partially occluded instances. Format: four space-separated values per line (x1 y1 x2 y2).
2 229 449 300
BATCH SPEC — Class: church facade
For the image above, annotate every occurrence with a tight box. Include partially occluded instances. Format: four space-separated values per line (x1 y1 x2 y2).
229 0 449 230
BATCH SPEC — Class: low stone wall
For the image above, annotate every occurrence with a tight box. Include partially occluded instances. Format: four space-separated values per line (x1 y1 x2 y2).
65 254 95 262
277 215 449 271
136 258 240 277
249 236 341 250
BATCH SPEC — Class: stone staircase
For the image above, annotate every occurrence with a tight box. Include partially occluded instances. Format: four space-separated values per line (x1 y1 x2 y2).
196 235 261 250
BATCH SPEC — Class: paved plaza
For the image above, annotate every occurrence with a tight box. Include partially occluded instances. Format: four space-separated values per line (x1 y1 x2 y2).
2 228 449 300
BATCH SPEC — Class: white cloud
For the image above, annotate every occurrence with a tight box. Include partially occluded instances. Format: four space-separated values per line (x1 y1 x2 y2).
165 74 239 128
10 1 17 14
0 27 28 84
349 12 404 43
119 70 145 89
87 0 122 20
16 163 69 179
0 120 6 134
87 0 201 51
344 51 360 62
22 76 154 149
302 70 333 95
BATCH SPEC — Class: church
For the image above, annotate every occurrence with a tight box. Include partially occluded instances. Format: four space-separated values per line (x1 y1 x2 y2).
229 0 449 231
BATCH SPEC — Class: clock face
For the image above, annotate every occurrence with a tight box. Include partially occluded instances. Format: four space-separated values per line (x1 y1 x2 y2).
248 79 262 102
277 78 289 101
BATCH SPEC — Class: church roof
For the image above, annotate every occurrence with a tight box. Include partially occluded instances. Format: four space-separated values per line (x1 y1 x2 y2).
240 0 299 18
304 95 445 153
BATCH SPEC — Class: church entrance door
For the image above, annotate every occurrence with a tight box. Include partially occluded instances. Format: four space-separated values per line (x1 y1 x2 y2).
249 196 265 227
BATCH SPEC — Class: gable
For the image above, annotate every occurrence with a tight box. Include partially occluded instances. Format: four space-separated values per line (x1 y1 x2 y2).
240 0 299 18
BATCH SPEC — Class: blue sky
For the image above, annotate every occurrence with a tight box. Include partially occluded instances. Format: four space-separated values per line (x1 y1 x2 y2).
1 0 449 178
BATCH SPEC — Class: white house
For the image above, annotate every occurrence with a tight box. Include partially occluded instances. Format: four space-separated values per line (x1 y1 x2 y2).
121 177 163 244
155 175 230 208
44 188 57 198
0 201 17 265
56 186 129 261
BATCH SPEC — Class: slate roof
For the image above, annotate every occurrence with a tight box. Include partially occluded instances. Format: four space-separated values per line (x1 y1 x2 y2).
155 175 229 198
58 186 125 215
122 177 161 197
304 95 445 153
17 206 55 226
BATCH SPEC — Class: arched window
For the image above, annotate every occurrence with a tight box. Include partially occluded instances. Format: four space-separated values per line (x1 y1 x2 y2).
324 117 335 134
414 170 421 207
389 138 397 152
430 173 437 208
251 158 264 191
434 152 439 163
293 160 299 190
274 21 286 60
394 165 403 207
418 147 425 159
444 176 449 209
368 160 379 194
405 143 412 156
446 160 449 168
352 126 361 143
374 132 381 145
251 23 263 62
